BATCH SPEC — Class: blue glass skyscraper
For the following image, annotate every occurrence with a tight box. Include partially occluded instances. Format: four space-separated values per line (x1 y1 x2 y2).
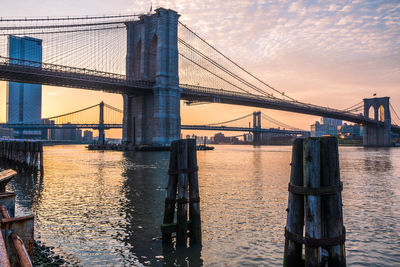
6 35 42 138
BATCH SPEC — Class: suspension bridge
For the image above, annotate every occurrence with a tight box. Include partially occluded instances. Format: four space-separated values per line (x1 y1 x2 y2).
0 8 399 146
0 102 310 144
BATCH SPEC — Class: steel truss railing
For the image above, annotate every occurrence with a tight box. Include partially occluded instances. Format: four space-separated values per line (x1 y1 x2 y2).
0 56 154 88
179 84 382 126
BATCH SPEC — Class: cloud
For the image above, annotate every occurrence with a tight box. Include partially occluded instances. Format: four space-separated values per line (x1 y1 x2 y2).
1 0 399 126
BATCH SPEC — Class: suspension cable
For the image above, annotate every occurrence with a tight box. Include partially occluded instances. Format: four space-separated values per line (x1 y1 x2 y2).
45 103 99 120
179 53 252 95
178 21 298 102
178 38 274 98
261 112 305 131
0 14 139 22
343 101 363 111
205 113 253 126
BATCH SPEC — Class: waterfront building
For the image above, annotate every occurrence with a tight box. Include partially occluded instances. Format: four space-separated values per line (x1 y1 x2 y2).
53 125 82 142
338 123 363 138
213 132 227 144
311 117 342 137
83 130 94 143
244 133 253 143
6 35 42 138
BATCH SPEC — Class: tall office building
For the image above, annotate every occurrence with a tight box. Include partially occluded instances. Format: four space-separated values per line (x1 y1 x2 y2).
6 35 42 138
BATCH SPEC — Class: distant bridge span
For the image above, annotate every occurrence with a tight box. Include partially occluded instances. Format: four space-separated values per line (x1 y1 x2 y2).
0 123 308 135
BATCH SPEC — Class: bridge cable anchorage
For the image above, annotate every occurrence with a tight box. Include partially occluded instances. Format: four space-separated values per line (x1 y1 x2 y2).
205 113 253 126
178 21 298 102
178 38 275 99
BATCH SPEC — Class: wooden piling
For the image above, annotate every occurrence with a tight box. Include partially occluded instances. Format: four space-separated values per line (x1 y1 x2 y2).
161 139 202 247
39 142 44 177
303 138 322 266
320 137 346 266
162 141 178 242
176 140 189 246
0 140 43 176
187 139 201 245
283 138 304 266
284 137 346 267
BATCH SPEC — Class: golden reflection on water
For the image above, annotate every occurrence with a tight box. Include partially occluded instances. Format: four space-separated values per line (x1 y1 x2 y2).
6 145 400 266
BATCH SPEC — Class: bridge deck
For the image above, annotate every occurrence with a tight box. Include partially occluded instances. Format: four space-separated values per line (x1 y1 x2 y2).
0 58 399 133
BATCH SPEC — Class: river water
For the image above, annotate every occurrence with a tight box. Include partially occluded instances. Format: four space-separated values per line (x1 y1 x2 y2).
6 145 400 266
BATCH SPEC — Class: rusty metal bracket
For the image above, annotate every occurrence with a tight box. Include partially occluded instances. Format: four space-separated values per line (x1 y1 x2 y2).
288 182 343 196
168 166 199 175
284 226 346 248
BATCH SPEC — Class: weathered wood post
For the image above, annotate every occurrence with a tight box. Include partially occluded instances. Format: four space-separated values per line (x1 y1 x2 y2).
39 142 44 177
0 140 43 177
161 139 202 247
303 138 322 266
283 137 346 267
162 141 178 242
176 140 189 246
187 139 201 245
320 137 346 266
283 138 304 266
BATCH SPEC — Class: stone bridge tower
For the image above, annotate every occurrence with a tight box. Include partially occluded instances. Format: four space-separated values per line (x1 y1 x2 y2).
122 8 181 146
253 111 261 144
363 97 391 146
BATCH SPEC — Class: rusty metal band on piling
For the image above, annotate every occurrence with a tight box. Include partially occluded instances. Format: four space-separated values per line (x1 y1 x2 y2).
284 226 346 247
288 182 343 196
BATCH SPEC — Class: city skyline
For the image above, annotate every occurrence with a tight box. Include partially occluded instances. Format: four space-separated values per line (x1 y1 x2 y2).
0 0 399 138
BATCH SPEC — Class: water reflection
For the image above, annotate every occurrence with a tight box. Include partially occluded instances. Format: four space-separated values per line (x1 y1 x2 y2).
3 145 400 266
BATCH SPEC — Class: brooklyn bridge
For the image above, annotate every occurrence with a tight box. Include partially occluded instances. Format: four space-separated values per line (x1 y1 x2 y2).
0 8 399 146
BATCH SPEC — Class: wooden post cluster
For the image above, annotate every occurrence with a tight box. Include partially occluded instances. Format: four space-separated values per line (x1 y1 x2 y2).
283 137 346 267
0 169 34 267
0 140 43 176
161 139 202 246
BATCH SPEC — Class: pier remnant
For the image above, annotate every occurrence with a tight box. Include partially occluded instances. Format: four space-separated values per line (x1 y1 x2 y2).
161 139 202 246
283 137 346 267
0 140 43 176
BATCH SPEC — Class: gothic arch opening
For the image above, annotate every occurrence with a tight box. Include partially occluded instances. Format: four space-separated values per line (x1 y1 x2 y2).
135 40 142 78
368 106 375 120
378 105 385 122
149 34 158 80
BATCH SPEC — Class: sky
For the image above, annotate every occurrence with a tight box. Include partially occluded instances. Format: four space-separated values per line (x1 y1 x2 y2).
0 0 399 137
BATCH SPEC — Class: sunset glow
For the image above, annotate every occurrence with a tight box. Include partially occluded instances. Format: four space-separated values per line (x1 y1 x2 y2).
0 0 399 138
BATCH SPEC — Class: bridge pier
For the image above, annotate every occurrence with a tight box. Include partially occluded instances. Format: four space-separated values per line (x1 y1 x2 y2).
252 111 261 145
363 97 391 147
122 8 181 146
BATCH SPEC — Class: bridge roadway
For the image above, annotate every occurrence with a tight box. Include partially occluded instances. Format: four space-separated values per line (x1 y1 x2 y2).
0 123 123 129
0 123 307 135
181 125 307 135
1 57 399 134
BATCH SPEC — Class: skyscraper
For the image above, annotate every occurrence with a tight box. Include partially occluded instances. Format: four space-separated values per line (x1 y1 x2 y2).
6 35 42 138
